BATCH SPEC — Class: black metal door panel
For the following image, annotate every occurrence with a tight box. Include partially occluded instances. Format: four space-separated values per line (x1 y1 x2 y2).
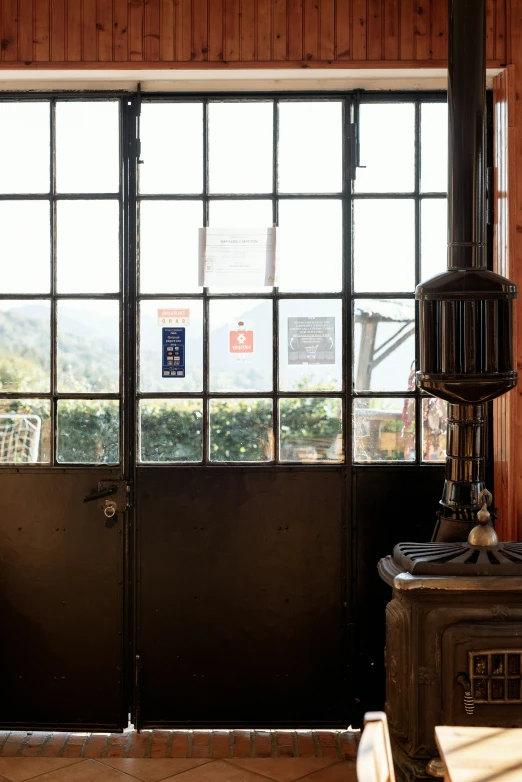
353 465 445 721
0 471 125 730
136 467 349 726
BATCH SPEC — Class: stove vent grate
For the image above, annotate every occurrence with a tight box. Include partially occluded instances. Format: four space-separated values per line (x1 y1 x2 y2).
393 541 522 576
469 650 522 704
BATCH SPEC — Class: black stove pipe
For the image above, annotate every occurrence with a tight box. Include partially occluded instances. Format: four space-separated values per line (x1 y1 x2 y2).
447 0 486 272
416 0 517 542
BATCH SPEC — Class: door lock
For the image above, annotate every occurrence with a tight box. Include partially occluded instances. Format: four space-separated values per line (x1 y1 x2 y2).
84 481 131 517
103 501 117 519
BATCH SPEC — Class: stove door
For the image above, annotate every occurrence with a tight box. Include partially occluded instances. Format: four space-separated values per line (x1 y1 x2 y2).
442 622 522 726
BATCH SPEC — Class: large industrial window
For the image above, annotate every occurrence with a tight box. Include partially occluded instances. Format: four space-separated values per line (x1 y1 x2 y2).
0 92 448 467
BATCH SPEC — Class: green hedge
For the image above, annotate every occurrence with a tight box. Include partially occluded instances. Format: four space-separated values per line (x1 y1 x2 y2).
2 397 343 464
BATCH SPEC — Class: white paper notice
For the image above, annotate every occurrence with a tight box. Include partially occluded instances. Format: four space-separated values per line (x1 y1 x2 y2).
198 228 277 287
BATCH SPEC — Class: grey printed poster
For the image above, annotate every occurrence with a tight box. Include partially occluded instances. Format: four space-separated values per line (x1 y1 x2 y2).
287 317 335 365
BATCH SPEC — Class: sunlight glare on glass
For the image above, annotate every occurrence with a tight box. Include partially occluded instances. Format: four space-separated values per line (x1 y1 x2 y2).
354 103 415 193
57 200 120 293
421 102 448 193
0 201 50 293
421 198 447 281
56 101 119 193
0 102 50 194
139 103 203 194
278 199 342 292
139 200 203 293
353 199 415 292
209 102 273 193
278 101 342 193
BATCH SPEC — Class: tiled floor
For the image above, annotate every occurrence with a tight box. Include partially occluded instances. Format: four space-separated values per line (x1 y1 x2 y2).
0 758 357 781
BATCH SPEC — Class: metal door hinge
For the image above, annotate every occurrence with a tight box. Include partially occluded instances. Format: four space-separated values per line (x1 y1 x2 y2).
346 123 358 181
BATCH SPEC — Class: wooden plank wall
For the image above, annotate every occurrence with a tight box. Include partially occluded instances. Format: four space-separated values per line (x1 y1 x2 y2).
0 0 507 67
494 1 522 541
492 67 519 542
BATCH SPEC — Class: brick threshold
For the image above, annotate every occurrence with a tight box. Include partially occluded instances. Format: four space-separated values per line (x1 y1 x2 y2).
0 730 359 760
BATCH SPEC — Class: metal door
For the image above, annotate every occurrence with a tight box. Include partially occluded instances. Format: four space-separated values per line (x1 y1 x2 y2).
132 93 450 727
0 95 130 730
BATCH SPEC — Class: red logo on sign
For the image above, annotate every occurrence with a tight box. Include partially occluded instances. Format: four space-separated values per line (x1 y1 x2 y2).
229 330 254 353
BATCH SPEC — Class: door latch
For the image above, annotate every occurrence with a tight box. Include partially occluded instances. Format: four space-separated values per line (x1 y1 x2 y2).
84 481 131 518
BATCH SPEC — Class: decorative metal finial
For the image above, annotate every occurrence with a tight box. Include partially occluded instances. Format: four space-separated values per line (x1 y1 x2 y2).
467 488 498 547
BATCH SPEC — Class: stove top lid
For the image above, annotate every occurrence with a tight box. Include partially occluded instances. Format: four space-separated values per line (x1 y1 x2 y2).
392 541 522 576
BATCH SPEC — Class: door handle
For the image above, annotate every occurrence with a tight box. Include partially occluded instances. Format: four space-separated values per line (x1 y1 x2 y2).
83 486 118 503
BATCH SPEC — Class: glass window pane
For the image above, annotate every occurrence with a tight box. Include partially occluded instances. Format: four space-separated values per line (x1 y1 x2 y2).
57 399 119 464
209 199 273 227
139 399 203 463
139 299 203 392
279 299 342 391
57 301 119 393
0 399 50 463
278 200 342 292
208 200 273 294
354 103 415 193
353 398 415 462
0 301 50 393
139 200 202 294
56 101 119 194
210 299 272 392
139 103 203 194
0 201 50 294
354 199 415 293
280 398 343 463
422 397 447 463
354 299 415 392
57 200 120 293
209 102 273 194
209 398 273 462
0 102 50 194
421 198 447 281
278 102 342 193
421 102 448 193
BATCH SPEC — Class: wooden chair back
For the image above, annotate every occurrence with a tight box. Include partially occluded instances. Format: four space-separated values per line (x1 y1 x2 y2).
356 711 396 782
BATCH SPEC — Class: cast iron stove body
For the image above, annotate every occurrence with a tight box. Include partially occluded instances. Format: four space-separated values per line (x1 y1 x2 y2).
378 549 522 781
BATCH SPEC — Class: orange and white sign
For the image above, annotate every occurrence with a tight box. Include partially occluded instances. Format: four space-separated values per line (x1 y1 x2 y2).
229 329 254 354
157 308 190 326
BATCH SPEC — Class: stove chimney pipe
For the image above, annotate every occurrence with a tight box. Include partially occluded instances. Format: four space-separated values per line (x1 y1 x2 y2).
447 0 486 272
415 0 517 542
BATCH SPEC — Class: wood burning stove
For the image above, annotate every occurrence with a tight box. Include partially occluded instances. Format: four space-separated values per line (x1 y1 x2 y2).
378 0 521 779
379 555 522 780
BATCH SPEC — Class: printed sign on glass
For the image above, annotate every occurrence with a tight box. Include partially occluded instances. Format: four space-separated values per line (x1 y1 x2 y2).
229 320 254 363
162 327 186 377
288 317 335 365
199 228 277 287
157 308 190 326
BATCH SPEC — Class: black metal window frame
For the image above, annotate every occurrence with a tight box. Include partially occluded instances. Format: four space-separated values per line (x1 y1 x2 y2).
0 93 126 470
0 89 455 470
136 90 449 467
